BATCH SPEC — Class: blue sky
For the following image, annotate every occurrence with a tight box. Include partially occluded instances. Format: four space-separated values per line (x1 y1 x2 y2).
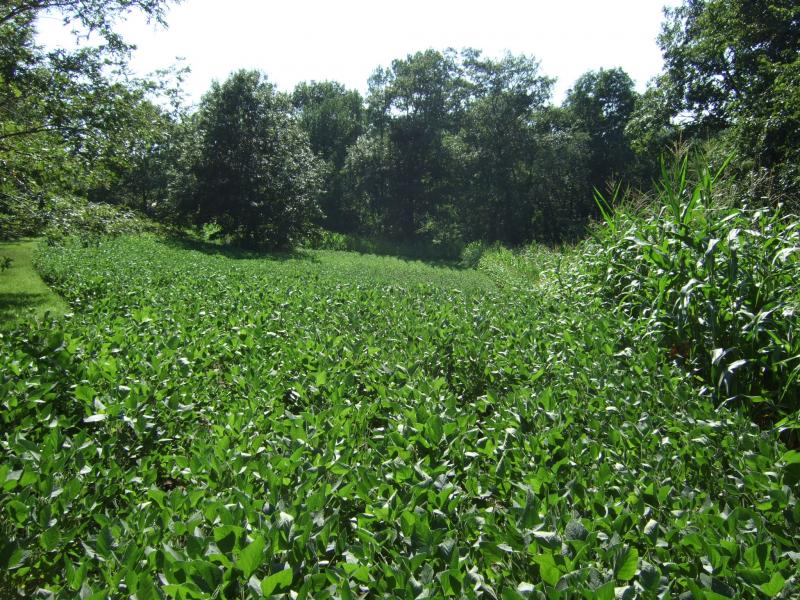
37 0 677 106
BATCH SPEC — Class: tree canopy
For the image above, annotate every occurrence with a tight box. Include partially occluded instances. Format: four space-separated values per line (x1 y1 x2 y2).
659 0 800 192
339 49 597 246
3 0 797 249
565 68 637 195
292 81 364 233
0 0 181 236
177 70 322 249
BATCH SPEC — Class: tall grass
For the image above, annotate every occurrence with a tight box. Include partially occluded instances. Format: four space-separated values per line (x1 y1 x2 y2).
459 241 572 292
585 153 800 438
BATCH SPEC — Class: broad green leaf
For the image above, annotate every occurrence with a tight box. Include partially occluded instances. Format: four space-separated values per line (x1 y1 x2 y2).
6 500 28 525
534 552 561 587
136 574 160 600
75 385 96 403
592 581 614 600
615 547 638 581
343 562 370 583
758 572 785 598
213 526 241 554
236 536 265 579
782 450 800 465
40 528 60 551
261 568 293 596
565 520 588 541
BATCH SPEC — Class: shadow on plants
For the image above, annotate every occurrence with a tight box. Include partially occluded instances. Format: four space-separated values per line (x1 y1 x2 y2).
0 291 53 321
162 235 319 263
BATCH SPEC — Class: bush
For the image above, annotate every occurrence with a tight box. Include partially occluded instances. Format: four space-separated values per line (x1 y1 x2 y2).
305 230 350 251
459 241 486 269
0 193 50 239
474 244 545 289
585 153 800 434
1 193 159 242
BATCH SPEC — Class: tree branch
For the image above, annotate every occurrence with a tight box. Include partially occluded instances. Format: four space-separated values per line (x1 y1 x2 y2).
0 123 85 142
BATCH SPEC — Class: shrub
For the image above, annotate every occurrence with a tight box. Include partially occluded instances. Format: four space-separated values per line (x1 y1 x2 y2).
1 193 159 242
475 244 542 289
0 193 50 239
459 240 486 269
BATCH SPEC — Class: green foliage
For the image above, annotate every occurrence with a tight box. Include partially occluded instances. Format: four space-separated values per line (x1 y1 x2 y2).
292 81 364 233
84 76 187 214
176 70 323 249
457 51 556 244
624 77 681 180
459 240 486 269
44 196 161 241
360 49 467 240
309 230 465 261
470 242 576 293
564 68 638 192
0 0 183 233
584 152 800 433
474 245 540 290
345 49 598 246
1 234 797 597
659 0 800 195
0 194 159 241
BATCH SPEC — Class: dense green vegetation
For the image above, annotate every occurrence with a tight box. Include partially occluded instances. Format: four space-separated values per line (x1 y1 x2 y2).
0 0 180 232
172 71 323 249
0 233 797 598
2 0 799 597
658 0 800 193
586 156 800 436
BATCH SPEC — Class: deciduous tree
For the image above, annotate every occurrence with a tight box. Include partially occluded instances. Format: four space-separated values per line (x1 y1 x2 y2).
179 70 322 249
0 0 179 235
564 68 638 194
659 0 800 192
292 81 364 232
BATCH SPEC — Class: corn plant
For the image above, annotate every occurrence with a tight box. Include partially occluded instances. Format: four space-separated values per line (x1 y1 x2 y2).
588 153 800 435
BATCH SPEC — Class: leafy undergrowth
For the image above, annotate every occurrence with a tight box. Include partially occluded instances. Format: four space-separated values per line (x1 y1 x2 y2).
460 243 567 292
0 194 160 242
0 235 798 598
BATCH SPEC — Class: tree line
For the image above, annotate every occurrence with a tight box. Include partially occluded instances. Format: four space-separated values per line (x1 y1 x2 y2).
1 0 798 250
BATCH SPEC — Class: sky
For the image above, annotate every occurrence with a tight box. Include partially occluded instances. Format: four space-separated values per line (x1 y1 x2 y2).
36 0 677 106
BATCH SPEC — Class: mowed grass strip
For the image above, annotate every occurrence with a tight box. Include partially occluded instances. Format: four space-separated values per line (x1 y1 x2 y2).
0 238 67 321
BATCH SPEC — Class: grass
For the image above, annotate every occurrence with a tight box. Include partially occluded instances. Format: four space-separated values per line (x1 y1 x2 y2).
1 233 797 598
0 238 67 321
